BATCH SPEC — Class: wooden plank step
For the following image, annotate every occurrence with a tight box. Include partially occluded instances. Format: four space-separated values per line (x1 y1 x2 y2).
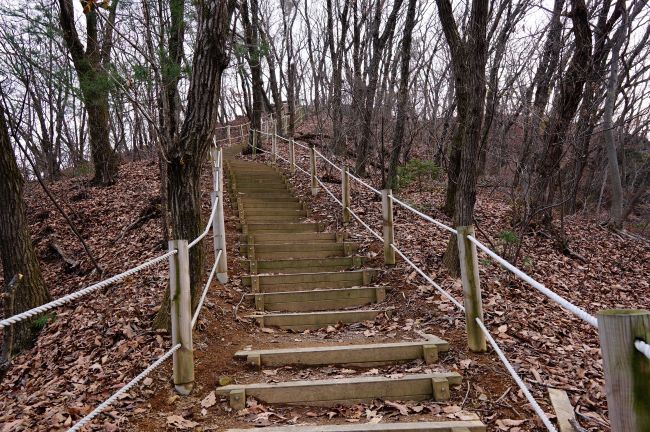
243 215 305 223
247 243 358 260
242 208 307 217
236 191 296 198
243 269 378 292
248 287 385 312
215 373 462 407
225 420 486 432
250 256 363 274
240 201 305 210
240 232 339 244
235 338 448 367
239 222 322 234
247 309 389 330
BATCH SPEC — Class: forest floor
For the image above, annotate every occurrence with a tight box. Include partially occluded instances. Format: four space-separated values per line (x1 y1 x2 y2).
0 121 648 432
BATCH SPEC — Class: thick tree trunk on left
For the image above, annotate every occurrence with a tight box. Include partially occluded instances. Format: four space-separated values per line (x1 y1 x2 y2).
0 93 51 362
153 0 235 329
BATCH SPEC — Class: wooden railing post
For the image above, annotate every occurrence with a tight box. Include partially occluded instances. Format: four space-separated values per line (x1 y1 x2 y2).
240 124 245 147
456 225 487 352
252 129 258 157
272 120 277 162
226 125 231 146
211 148 228 283
168 239 194 395
342 166 350 224
310 144 319 195
597 310 650 431
289 139 296 174
381 189 396 265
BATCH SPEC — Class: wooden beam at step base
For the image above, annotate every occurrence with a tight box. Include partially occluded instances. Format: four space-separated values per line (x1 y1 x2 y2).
225 419 486 432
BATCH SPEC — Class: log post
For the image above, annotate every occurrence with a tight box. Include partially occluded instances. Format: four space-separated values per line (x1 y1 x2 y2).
252 129 258 157
169 240 194 395
456 225 486 352
272 119 277 162
597 309 650 432
240 124 245 147
381 189 396 265
310 144 319 195
211 148 228 283
226 125 231 146
289 139 296 174
342 165 350 224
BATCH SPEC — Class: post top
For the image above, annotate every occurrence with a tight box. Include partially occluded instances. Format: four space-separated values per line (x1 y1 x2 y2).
597 309 650 317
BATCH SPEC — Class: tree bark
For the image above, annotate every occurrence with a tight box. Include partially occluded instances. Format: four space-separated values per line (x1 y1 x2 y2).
0 92 51 361
153 0 235 329
436 0 489 276
386 0 418 189
58 0 120 185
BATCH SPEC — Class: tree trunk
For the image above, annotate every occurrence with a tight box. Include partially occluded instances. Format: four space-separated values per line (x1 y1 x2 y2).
386 0 418 189
436 0 489 276
153 0 235 329
241 0 264 153
58 0 120 186
0 93 51 362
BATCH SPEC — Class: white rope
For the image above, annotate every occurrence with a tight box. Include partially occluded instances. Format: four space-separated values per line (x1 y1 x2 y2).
467 235 598 328
316 177 343 206
347 172 382 196
348 208 383 242
191 250 222 329
314 149 343 172
389 195 457 235
68 344 181 432
635 340 650 360
390 244 466 311
475 318 558 432
0 250 177 329
188 196 219 249
293 141 310 150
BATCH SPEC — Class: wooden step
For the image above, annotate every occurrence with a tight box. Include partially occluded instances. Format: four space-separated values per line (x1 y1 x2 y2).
235 337 449 367
215 373 462 408
246 242 358 259
240 201 305 210
225 420 486 432
243 215 305 223
243 269 378 292
242 208 307 217
247 309 389 330
240 232 340 244
249 256 363 274
238 196 301 203
247 287 385 312
239 222 323 234
236 192 296 199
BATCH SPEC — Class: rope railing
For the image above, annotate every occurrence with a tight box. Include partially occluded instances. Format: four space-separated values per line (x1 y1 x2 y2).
635 340 650 360
389 195 458 235
0 250 177 329
315 177 343 206
348 172 382 196
475 318 558 432
314 149 343 172
467 234 598 328
192 250 221 329
390 244 465 311
188 195 220 249
68 344 181 432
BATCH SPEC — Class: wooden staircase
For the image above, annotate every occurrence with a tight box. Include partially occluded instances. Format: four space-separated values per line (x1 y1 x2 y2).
221 158 487 431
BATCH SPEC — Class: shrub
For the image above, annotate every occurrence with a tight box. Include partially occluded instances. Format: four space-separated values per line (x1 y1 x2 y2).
395 158 440 190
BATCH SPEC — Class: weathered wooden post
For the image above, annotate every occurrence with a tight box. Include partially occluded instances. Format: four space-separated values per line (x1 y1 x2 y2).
381 189 396 265
289 139 296 174
456 225 487 352
597 310 650 431
168 240 194 395
342 166 350 224
252 129 258 157
272 119 278 162
309 144 320 195
211 148 228 283
240 124 245 147
226 125 231 146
